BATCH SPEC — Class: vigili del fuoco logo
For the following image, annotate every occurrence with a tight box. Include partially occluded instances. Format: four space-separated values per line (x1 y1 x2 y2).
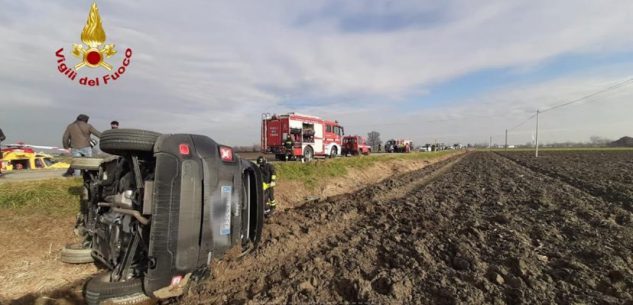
55 2 133 87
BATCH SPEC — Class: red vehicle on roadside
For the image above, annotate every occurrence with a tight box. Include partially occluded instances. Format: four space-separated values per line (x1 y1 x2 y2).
261 113 344 161
342 135 371 156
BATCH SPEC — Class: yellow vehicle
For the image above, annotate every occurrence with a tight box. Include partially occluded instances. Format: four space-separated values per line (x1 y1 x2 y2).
1 144 70 171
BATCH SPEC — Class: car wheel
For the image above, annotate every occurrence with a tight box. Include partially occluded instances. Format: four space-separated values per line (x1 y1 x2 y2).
303 146 313 162
239 166 265 257
84 272 148 305
60 242 93 264
70 157 104 171
100 129 161 156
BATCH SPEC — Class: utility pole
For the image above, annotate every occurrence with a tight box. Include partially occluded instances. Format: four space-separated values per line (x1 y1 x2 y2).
535 109 540 158
505 129 508 150
489 136 492 149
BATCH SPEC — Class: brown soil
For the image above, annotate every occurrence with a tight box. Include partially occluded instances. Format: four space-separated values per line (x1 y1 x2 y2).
498 150 633 211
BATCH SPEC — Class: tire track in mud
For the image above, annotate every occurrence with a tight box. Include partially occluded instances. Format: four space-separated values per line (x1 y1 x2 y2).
184 153 468 304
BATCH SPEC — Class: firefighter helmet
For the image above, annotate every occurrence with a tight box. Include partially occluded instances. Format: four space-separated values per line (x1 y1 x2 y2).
256 156 266 165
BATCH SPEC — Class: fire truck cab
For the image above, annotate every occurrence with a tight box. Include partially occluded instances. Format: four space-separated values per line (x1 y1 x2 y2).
262 113 344 161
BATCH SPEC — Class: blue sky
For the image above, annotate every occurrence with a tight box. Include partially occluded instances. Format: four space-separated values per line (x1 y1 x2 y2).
1 0 633 147
408 51 633 109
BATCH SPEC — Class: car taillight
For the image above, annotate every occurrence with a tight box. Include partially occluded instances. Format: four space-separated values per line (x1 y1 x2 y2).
219 146 234 162
171 275 183 286
179 144 190 155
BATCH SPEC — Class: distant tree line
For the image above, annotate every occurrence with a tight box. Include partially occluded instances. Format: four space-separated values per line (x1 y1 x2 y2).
518 136 617 148
234 144 261 152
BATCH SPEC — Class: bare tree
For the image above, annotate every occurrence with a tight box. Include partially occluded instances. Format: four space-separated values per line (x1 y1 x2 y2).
589 136 611 147
367 131 382 152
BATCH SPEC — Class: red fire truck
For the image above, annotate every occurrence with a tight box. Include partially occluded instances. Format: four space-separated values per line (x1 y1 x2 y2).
261 113 344 161
342 135 371 156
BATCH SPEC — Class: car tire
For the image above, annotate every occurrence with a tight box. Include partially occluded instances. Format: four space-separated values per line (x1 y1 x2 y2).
303 146 313 162
84 272 148 305
100 129 161 155
70 157 104 171
61 242 94 264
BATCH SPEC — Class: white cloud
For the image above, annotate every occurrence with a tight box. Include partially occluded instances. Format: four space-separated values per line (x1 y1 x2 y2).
367 70 633 145
0 0 632 146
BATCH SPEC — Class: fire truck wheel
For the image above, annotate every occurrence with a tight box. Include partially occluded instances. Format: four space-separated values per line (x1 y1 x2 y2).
100 129 161 156
303 146 314 162
330 146 338 158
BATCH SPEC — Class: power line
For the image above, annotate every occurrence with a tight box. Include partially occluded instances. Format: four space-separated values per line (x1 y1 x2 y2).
505 76 633 157
508 112 537 131
508 76 633 132
540 77 633 114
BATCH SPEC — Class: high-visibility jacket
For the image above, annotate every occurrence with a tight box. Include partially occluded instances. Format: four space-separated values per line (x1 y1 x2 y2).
260 162 276 190
284 139 294 150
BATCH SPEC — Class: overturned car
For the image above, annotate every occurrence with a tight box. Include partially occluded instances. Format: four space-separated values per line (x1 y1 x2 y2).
66 129 265 304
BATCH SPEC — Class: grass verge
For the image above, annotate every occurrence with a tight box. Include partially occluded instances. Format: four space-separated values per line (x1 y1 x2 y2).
0 178 82 216
0 151 458 214
275 151 457 189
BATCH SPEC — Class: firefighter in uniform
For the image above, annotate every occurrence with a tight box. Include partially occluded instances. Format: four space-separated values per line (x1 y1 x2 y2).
257 156 277 215
284 135 294 161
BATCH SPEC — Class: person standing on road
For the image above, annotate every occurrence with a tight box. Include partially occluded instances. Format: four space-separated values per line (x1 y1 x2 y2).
62 114 101 177
0 128 5 177
110 121 119 129
257 156 277 215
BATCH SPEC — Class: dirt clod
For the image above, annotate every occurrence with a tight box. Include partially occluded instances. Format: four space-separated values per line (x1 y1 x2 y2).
452 257 471 271
298 281 315 293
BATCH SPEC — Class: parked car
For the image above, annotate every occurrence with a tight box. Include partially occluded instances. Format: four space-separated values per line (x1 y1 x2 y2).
64 129 265 304
384 139 413 153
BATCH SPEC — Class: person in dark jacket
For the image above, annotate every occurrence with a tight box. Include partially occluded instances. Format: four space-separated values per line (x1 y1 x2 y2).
0 128 5 176
62 114 101 176
257 156 277 215
283 135 294 161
